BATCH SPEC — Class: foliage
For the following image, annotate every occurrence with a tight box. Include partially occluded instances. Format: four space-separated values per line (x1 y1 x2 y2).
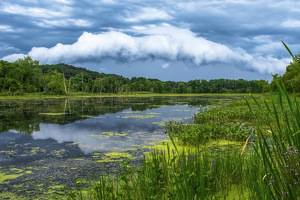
280 55 300 92
0 57 41 94
270 41 300 93
187 79 267 93
41 70 66 94
0 57 268 95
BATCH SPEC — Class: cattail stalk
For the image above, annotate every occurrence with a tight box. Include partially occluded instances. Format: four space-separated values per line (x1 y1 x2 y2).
240 136 250 157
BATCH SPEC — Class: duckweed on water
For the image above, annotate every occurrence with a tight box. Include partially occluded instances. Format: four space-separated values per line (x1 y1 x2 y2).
104 152 135 159
0 192 27 200
10 168 23 173
48 185 64 190
142 139 243 157
121 115 154 119
51 149 67 157
97 159 123 163
90 134 103 139
0 169 23 184
122 148 138 151
147 112 161 115
96 152 136 163
114 133 128 136
152 121 165 127
101 132 115 136
90 132 130 138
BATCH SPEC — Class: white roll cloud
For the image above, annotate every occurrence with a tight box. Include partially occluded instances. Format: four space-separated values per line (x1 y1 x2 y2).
2 25 290 75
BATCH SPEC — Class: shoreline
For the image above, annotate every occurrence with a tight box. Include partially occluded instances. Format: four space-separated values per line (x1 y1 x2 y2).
0 92 256 100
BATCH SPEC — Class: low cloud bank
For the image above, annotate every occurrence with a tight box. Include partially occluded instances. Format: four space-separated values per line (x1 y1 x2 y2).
2 25 290 75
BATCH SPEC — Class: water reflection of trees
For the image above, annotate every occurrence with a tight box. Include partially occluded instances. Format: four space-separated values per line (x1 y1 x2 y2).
0 96 212 135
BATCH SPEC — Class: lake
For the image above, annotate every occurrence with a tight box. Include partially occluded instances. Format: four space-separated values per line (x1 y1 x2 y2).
0 96 216 199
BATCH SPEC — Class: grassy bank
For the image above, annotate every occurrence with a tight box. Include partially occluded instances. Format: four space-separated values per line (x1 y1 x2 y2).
0 92 255 100
57 83 300 199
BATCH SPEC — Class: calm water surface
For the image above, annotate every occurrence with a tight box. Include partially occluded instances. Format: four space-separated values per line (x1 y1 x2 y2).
0 96 214 198
0 96 210 155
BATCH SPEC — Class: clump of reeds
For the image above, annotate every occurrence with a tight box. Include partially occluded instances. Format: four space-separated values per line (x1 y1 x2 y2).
246 78 300 199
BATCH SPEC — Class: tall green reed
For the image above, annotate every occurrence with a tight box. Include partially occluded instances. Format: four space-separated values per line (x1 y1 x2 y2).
247 79 300 199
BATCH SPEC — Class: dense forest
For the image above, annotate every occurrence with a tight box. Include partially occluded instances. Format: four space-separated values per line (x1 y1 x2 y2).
0 56 292 95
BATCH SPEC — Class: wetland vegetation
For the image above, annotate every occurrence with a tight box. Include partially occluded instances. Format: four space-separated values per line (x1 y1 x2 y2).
57 83 300 200
0 87 299 199
1 43 300 199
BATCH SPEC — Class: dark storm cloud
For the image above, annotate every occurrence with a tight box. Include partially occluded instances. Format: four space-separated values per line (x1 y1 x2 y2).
1 0 299 79
170 1 300 54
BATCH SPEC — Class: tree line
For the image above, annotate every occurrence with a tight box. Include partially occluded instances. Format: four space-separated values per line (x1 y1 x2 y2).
0 57 271 95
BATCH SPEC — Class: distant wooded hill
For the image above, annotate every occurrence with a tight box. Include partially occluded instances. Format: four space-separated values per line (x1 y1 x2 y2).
41 63 124 80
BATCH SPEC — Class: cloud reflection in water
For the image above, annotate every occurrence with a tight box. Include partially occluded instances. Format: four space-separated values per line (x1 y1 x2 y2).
32 105 198 154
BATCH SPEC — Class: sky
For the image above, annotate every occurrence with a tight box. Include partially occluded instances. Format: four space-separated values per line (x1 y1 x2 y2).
1 0 300 82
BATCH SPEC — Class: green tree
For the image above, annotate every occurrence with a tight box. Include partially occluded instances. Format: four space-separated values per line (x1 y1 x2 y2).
177 82 186 93
281 54 300 92
163 82 173 93
153 80 163 93
14 57 41 93
93 78 104 93
0 57 42 94
235 79 248 93
199 80 209 93
42 70 66 95
187 80 201 93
